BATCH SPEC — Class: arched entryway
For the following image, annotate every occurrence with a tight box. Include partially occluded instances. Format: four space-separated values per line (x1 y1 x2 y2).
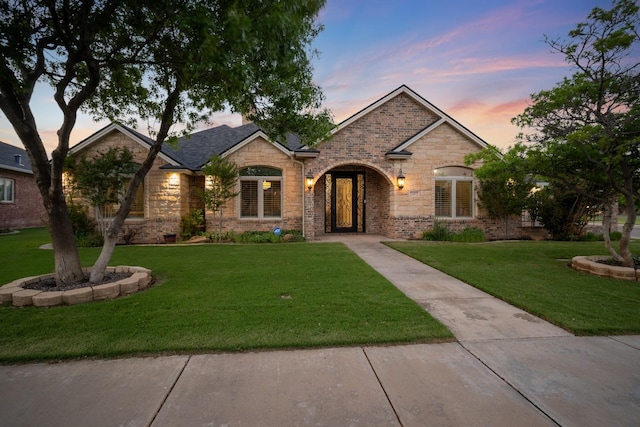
311 164 393 237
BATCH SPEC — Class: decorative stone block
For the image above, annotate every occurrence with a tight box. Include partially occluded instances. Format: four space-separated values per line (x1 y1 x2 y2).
0 286 21 304
12 289 42 307
92 282 121 300
1 280 23 289
62 288 93 305
132 272 150 290
119 277 139 295
32 291 64 307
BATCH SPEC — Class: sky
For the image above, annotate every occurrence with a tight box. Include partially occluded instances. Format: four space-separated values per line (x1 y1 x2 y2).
0 0 618 154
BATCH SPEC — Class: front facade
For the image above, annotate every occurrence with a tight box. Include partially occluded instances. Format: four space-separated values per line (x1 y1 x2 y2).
0 141 47 229
69 85 522 243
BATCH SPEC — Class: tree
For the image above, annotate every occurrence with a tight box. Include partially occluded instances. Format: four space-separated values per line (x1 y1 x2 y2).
65 147 137 239
0 0 333 285
512 0 640 266
465 145 533 239
532 183 599 240
201 155 239 240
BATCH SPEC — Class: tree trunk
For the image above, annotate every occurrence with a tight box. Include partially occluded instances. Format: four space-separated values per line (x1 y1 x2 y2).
48 194 85 285
90 233 118 283
602 204 624 262
618 194 636 268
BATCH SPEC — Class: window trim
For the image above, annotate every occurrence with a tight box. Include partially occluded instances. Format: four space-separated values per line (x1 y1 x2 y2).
103 177 145 219
0 177 15 203
238 174 283 220
434 167 474 219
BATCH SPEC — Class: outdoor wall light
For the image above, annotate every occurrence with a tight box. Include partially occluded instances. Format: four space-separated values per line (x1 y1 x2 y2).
397 169 405 190
305 173 314 190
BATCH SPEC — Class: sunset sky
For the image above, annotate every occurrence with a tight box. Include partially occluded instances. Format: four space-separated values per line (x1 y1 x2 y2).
0 0 615 153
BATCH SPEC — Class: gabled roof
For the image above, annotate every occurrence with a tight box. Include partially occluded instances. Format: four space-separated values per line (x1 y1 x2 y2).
70 123 183 167
0 141 34 174
70 122 304 172
335 85 489 155
164 123 304 169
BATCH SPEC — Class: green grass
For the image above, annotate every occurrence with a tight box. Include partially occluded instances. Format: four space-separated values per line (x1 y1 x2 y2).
0 228 452 363
386 240 640 336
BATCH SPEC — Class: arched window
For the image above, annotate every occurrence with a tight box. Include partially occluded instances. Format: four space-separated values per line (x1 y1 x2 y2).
239 166 282 218
434 166 473 218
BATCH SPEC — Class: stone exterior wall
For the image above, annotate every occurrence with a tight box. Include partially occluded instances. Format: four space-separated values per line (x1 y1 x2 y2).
208 136 304 235
68 88 541 244
69 130 188 244
0 169 47 229
303 92 501 241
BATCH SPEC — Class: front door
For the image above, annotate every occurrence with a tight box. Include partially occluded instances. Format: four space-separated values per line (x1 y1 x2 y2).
327 172 365 233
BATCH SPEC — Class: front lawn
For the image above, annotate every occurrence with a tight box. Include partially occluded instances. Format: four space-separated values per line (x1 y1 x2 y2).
0 228 452 363
386 240 640 336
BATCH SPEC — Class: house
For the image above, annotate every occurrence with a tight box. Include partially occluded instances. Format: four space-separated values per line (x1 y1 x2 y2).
69 85 523 243
0 141 47 229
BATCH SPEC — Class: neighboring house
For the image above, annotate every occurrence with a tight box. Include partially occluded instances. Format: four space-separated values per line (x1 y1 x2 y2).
69 85 523 243
0 141 47 229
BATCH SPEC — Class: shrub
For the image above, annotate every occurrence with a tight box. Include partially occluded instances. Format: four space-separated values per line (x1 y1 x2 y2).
422 220 453 241
282 230 305 242
179 209 204 240
452 226 485 242
67 202 102 247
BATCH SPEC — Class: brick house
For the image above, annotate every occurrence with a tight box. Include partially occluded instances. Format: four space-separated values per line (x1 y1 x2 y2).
69 85 522 243
0 141 47 229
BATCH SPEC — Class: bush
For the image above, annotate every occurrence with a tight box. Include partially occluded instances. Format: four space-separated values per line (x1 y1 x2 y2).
179 209 204 240
67 202 102 247
422 220 453 241
452 226 485 242
282 230 305 242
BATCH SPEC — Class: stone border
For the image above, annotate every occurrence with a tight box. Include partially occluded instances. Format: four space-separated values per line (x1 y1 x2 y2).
572 256 638 281
0 266 151 307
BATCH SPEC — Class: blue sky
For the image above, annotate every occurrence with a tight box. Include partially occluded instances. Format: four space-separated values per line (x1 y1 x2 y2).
0 0 615 153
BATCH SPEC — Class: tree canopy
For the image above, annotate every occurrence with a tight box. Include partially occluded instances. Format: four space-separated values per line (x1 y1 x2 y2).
0 0 333 284
510 0 639 265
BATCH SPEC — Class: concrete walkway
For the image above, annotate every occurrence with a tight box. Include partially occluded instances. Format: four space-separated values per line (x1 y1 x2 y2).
2 236 639 426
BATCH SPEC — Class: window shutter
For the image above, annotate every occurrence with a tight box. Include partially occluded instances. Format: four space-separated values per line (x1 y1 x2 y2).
240 181 258 217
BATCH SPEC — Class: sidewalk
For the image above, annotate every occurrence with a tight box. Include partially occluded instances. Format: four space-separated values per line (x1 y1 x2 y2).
1 236 639 426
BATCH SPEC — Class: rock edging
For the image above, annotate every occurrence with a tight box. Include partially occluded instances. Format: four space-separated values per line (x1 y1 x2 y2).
571 256 638 281
0 266 151 307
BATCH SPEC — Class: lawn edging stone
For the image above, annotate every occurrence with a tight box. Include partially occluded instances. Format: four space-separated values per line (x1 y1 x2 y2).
0 266 152 307
572 256 638 281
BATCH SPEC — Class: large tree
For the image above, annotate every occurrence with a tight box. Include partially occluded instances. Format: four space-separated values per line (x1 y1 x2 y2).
0 0 333 285
465 145 533 239
513 0 640 266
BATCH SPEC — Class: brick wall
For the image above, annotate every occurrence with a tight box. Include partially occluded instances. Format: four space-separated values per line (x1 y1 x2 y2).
206 136 304 235
302 91 510 241
0 170 47 229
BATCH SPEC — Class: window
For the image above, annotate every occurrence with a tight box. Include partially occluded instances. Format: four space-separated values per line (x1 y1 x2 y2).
0 178 14 203
104 178 144 218
239 167 282 218
434 167 473 218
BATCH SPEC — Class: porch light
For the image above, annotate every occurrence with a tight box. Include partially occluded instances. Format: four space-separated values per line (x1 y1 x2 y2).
168 173 179 186
397 169 405 190
305 173 314 190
